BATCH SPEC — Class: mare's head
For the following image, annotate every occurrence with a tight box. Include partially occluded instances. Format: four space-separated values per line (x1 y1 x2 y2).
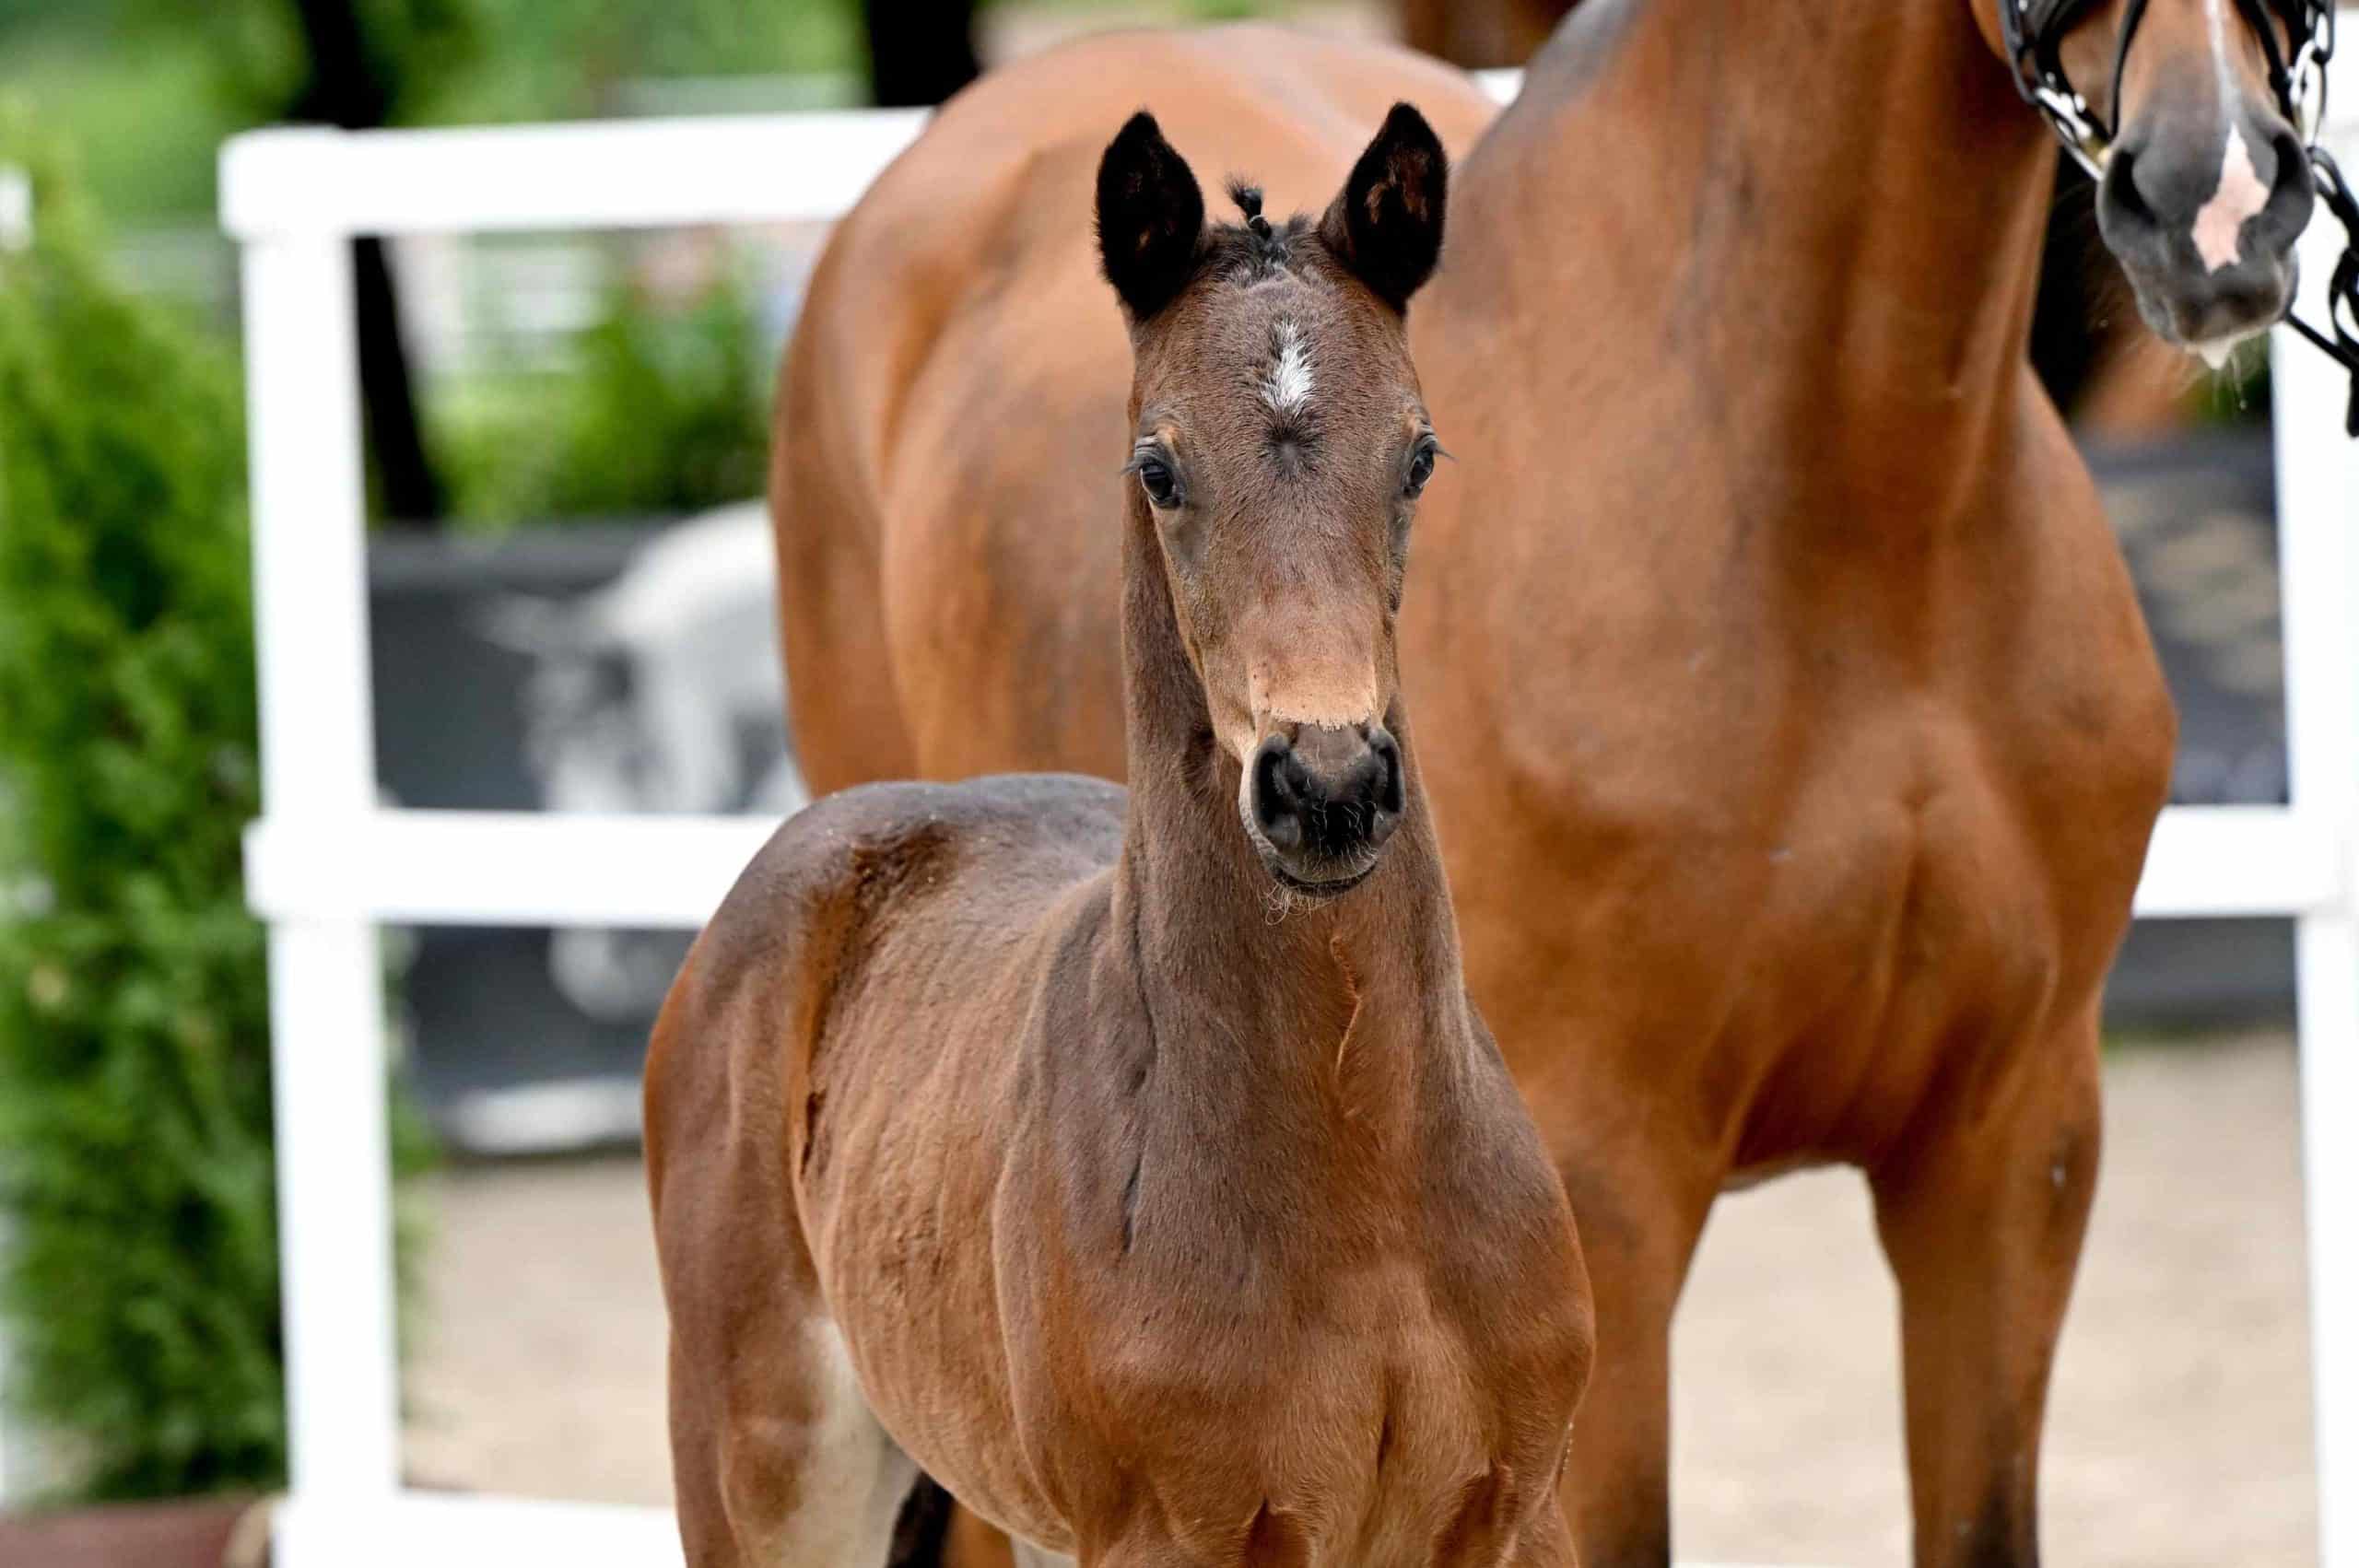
1096 105 1447 897
1989 0 2318 357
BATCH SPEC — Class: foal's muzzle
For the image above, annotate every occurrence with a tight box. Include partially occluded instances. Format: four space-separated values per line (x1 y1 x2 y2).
1245 721 1404 894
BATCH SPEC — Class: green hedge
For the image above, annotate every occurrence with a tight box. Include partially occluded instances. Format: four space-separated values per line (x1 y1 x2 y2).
0 112 285 1499
437 268 772 529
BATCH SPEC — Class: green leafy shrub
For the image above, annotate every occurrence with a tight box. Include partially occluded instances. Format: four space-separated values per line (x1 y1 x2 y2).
438 266 771 528
0 111 432 1501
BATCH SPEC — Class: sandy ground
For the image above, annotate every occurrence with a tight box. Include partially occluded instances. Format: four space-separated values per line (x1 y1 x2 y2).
404 1033 2318 1565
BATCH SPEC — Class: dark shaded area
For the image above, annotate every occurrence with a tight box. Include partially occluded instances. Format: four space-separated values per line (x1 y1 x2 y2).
1400 0 1567 68
863 0 980 109
887 1474 957 1568
2108 919 2294 1031
370 529 683 1150
282 0 447 523
2099 430 2296 1030
2029 162 2142 415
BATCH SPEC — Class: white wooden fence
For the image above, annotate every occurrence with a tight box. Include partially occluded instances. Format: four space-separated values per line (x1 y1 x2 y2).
222 64 2357 1568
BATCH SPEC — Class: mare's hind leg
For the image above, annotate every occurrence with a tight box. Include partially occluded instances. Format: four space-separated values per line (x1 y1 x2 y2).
1870 1020 2103 1568
667 1311 919 1567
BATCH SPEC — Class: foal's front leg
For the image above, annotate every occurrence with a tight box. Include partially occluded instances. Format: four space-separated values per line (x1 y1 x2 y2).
1505 1500 1582 1568
1870 1019 2104 1568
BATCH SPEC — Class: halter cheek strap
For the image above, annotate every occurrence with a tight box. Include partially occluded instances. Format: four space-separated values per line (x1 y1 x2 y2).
2001 0 2306 173
2001 0 2359 434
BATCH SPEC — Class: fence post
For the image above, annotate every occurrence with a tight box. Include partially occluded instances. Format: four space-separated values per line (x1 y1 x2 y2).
2274 148 2359 1566
236 158 403 1528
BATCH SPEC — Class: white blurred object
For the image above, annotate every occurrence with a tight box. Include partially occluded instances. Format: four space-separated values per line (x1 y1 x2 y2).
0 166 32 253
483 502 809 1023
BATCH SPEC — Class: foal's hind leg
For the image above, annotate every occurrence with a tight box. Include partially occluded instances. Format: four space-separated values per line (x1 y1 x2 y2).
1870 1021 2103 1568
668 1312 920 1567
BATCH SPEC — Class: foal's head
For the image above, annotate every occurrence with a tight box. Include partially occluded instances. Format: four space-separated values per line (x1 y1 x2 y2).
1096 106 1447 896
1985 0 2317 356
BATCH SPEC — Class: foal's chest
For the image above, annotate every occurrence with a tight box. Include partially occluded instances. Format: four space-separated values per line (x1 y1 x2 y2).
1074 1253 1576 1564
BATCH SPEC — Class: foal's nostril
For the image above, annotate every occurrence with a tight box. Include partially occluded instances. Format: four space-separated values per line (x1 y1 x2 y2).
1250 723 1406 873
1367 728 1405 821
1251 735 1307 851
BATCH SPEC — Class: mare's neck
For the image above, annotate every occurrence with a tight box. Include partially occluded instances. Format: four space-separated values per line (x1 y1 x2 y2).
1451 0 2062 516
1109 515 1471 1109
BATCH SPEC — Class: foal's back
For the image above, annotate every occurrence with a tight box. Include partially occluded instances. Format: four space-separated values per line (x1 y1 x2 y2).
646 774 1125 1562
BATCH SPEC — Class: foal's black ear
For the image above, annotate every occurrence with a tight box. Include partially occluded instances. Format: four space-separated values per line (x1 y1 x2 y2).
1320 102 1449 313
1097 111 1208 322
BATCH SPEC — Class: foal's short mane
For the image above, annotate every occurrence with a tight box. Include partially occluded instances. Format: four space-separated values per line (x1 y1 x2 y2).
1210 180 1316 287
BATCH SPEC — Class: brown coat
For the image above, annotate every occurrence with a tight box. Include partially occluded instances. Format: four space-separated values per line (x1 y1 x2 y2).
659 111 1591 1568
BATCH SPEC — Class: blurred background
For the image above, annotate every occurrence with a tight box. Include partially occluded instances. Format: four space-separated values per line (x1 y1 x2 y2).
0 1 2316 1564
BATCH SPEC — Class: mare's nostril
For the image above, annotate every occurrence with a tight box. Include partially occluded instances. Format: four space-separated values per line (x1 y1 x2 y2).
2271 132 2307 193
2264 129 2317 236
2101 147 2165 244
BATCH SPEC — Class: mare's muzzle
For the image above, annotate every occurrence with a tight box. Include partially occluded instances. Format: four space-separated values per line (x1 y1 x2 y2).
2099 105 2313 348
1246 721 1404 892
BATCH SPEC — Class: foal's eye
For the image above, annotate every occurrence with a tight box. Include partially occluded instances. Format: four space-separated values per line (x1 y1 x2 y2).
1137 459 1181 509
1404 440 1439 497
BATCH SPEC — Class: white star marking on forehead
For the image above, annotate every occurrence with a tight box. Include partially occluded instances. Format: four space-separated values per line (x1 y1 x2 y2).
1261 318 1315 422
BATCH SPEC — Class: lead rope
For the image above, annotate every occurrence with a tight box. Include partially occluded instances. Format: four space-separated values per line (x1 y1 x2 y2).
2002 0 2359 433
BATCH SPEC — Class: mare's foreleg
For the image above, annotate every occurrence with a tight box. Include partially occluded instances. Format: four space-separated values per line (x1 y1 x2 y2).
1870 1017 2103 1568
1550 1134 1717 1568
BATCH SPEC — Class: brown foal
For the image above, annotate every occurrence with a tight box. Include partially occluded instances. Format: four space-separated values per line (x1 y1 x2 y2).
772 6 2318 1564
651 108 1592 1568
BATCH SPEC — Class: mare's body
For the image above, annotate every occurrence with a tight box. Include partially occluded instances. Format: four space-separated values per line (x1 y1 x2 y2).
776 6 2310 1561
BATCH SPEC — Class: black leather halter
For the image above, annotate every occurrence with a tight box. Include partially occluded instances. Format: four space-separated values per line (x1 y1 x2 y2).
1999 0 2359 431
1999 0 2328 173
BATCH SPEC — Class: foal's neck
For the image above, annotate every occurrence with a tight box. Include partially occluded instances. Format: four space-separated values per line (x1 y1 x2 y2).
1459 0 2061 516
1109 520 1470 1110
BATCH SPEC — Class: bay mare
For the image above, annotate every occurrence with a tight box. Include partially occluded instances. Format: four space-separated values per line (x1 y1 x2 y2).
774 4 2313 1562
655 109 1591 1567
